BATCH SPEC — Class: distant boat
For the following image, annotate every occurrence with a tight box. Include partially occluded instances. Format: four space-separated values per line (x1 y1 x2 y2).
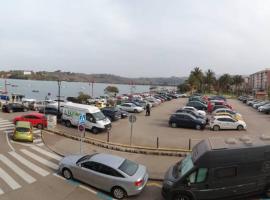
32 90 39 93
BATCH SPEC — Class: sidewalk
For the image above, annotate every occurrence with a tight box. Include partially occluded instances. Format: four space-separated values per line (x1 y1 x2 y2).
42 131 181 180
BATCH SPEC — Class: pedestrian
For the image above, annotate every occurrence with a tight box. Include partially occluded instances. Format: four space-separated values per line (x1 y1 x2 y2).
145 103 151 116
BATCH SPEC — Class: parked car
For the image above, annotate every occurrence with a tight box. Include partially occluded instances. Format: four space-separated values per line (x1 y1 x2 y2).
13 121 33 142
210 115 247 131
253 101 269 109
39 106 62 119
212 108 242 118
182 106 206 116
117 103 144 113
213 112 242 121
2 103 28 113
169 113 206 130
59 153 148 199
162 137 270 200
258 103 270 113
176 109 208 123
13 113 47 129
186 101 207 111
101 107 122 122
211 105 230 112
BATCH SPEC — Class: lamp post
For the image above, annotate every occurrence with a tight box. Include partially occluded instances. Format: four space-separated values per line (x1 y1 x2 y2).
89 80 94 98
57 80 61 117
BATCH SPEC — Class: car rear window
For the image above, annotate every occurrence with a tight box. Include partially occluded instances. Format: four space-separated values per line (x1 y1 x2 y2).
119 159 138 176
16 127 30 132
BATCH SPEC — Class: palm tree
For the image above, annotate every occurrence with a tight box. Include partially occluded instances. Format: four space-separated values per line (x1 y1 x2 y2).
218 74 232 94
188 67 204 92
232 75 244 95
204 69 216 93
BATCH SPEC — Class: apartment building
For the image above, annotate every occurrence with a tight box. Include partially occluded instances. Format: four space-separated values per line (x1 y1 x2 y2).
248 69 270 96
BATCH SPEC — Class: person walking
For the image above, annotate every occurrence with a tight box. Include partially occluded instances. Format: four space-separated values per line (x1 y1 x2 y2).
145 103 151 116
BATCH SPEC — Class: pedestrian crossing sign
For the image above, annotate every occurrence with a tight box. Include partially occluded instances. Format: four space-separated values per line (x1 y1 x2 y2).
79 113 86 124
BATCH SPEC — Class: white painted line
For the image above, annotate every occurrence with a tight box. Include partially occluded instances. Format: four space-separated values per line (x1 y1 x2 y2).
0 154 36 184
20 149 58 170
5 131 15 151
33 130 41 134
53 173 65 180
30 146 62 161
0 188 4 195
0 123 14 126
79 185 98 194
4 130 13 134
0 167 21 190
0 127 14 131
36 143 44 147
10 140 34 147
33 139 42 143
9 151 49 177
0 120 11 123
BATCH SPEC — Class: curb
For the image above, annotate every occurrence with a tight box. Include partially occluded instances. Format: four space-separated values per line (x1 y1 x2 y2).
43 129 190 157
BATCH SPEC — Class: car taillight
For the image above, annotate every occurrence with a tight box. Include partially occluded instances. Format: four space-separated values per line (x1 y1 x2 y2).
134 179 143 187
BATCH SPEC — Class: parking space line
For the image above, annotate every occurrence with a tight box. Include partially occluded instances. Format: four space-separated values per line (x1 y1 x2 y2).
20 149 58 170
0 167 21 190
36 143 44 146
0 154 36 184
30 146 62 161
9 151 50 177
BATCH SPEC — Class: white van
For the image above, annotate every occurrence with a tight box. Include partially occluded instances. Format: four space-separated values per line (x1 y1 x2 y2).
61 102 111 134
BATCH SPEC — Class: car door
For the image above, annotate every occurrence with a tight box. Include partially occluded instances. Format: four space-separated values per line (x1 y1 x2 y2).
225 118 237 129
183 115 193 128
85 113 94 130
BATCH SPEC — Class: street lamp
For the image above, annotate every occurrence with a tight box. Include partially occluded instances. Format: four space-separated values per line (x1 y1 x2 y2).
57 80 61 117
89 80 94 98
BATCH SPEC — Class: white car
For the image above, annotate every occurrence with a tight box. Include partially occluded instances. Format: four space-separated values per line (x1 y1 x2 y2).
117 103 144 113
182 106 206 116
210 115 247 131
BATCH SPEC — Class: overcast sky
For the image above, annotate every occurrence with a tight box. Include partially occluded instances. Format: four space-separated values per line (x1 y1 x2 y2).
1 0 270 77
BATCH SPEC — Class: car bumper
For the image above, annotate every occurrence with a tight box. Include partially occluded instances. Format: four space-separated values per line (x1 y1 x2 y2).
13 135 33 142
128 173 149 196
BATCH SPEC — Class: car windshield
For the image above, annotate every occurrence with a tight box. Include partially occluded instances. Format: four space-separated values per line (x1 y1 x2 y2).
92 111 106 121
119 159 138 176
76 154 95 164
16 127 30 132
179 154 194 177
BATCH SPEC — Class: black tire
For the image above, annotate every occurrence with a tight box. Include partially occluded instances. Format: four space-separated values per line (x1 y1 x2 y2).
9 109 13 113
23 108 27 112
65 121 71 127
195 124 201 130
134 109 138 113
111 186 126 199
37 124 43 129
62 168 73 180
91 127 99 134
173 193 193 200
237 125 244 131
213 125 220 131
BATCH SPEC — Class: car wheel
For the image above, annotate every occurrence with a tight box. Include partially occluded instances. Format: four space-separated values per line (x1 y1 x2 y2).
213 125 220 131
111 186 126 199
195 124 201 130
134 109 138 113
62 168 73 180
65 121 71 127
173 193 193 200
37 124 43 129
171 122 177 128
237 125 244 131
23 108 27 112
9 109 13 113
91 127 99 134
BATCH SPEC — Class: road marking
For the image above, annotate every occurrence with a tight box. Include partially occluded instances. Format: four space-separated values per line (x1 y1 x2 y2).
9 151 49 177
20 149 58 170
147 182 162 188
79 185 97 194
5 130 15 151
0 127 14 131
30 146 62 161
34 139 42 143
0 154 36 184
0 188 4 195
36 143 44 146
0 167 21 190
33 130 41 134
10 140 34 147
0 124 14 127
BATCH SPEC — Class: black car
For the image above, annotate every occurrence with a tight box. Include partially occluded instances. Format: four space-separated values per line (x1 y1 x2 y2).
176 109 208 124
2 103 28 113
101 107 122 121
39 106 62 119
186 101 207 111
169 113 206 130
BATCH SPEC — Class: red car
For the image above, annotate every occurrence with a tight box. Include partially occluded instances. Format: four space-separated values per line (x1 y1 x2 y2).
208 100 232 112
13 113 47 129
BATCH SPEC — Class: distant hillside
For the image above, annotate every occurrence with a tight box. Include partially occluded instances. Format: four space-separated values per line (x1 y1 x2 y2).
0 70 187 86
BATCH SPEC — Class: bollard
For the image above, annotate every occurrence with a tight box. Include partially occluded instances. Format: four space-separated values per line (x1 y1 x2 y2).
189 138 191 150
107 131 109 142
156 137 159 149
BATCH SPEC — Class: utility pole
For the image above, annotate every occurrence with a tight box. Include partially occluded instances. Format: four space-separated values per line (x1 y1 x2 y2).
57 80 61 117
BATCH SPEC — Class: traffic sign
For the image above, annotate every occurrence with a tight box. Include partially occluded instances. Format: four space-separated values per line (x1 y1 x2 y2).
79 113 86 124
78 124 85 132
129 115 137 123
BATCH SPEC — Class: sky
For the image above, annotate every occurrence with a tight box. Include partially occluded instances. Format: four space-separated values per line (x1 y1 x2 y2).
1 0 270 78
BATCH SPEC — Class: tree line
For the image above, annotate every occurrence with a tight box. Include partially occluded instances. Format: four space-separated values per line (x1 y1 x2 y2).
178 67 245 95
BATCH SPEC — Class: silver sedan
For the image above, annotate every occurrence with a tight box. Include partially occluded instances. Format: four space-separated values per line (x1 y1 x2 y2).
58 153 148 199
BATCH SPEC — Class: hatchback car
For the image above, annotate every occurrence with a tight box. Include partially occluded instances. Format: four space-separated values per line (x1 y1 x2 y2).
2 103 28 113
169 113 206 130
182 106 206 116
13 113 47 129
13 121 33 142
212 108 242 118
117 103 144 113
101 107 122 121
59 153 148 199
210 115 247 131
186 101 207 111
